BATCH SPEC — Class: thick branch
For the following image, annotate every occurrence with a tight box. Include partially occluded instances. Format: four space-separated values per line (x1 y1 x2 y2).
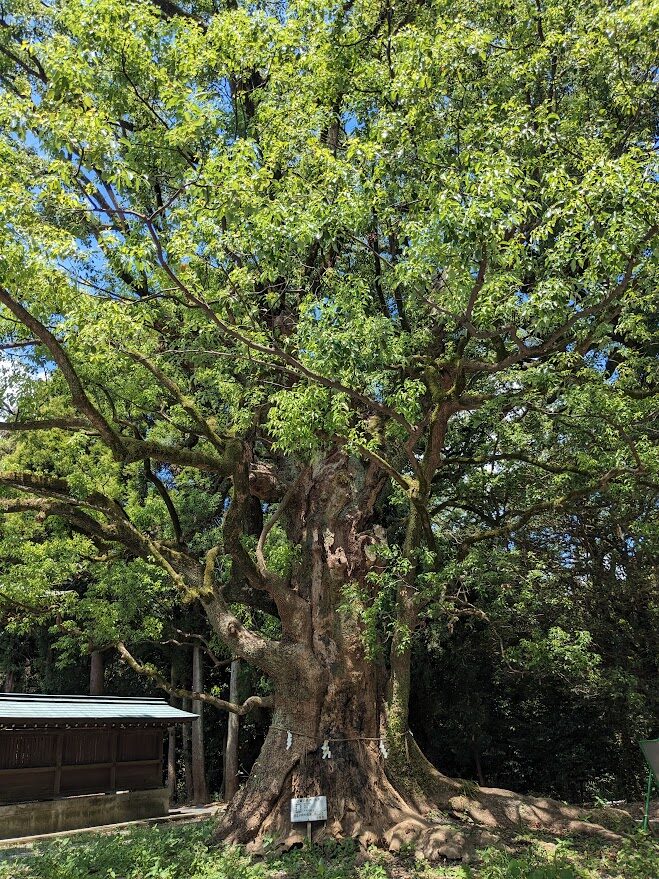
256 469 308 576
0 496 116 546
0 417 90 432
122 437 237 473
458 468 640 546
144 459 183 544
123 348 228 453
0 291 236 475
0 287 123 456
0 471 116 513
0 471 199 579
224 456 311 641
201 545 301 678
116 642 272 715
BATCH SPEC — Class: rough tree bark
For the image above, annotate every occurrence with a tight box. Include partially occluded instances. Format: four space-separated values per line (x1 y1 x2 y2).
213 455 399 846
209 454 620 857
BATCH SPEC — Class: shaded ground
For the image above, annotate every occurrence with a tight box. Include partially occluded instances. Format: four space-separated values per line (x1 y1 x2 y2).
0 803 223 853
0 818 656 879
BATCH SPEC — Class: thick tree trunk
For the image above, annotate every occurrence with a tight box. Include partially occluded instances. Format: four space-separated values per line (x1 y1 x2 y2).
216 455 416 846
223 659 240 801
218 660 411 847
213 455 618 856
216 667 621 855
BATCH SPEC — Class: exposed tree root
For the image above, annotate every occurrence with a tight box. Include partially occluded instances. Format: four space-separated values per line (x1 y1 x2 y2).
385 817 500 863
443 788 622 841
402 735 622 844
214 732 623 863
216 737 415 853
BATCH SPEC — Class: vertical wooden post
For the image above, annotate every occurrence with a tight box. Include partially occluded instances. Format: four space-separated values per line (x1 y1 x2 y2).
223 658 240 801
643 770 653 831
182 697 193 802
89 650 105 696
53 732 64 799
167 661 177 801
191 645 208 804
167 725 176 800
109 729 118 793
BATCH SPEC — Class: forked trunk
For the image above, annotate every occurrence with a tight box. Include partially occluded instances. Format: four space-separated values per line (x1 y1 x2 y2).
214 456 434 846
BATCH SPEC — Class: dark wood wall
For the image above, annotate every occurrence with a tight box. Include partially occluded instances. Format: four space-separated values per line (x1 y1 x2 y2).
0 728 164 804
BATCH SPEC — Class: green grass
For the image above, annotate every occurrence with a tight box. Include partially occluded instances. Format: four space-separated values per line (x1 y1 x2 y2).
0 822 655 879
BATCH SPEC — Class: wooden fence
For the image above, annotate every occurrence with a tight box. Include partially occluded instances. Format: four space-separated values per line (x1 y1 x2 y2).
0 728 164 804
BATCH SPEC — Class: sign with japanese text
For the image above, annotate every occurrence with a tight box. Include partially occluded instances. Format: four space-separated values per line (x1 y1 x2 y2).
290 796 327 822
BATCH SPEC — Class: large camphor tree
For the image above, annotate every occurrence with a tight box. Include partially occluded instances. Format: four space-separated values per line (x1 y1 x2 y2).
0 0 657 854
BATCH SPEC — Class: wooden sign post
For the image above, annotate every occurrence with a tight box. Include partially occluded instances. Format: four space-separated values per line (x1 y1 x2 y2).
639 739 659 831
290 796 327 844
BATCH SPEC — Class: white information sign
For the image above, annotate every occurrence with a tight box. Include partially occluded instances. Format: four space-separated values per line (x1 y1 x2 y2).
290 796 327 823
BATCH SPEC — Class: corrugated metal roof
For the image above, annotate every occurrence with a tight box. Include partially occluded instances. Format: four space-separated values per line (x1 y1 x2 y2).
0 694 198 725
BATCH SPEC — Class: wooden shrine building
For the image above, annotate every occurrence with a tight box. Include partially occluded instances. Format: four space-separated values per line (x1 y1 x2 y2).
0 693 197 839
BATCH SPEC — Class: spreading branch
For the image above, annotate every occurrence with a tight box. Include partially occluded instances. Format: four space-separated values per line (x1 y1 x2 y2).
116 641 272 715
458 467 641 546
0 289 237 475
0 287 123 456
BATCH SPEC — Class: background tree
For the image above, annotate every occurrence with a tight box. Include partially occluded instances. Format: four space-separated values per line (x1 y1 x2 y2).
0 0 657 853
412 476 659 802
